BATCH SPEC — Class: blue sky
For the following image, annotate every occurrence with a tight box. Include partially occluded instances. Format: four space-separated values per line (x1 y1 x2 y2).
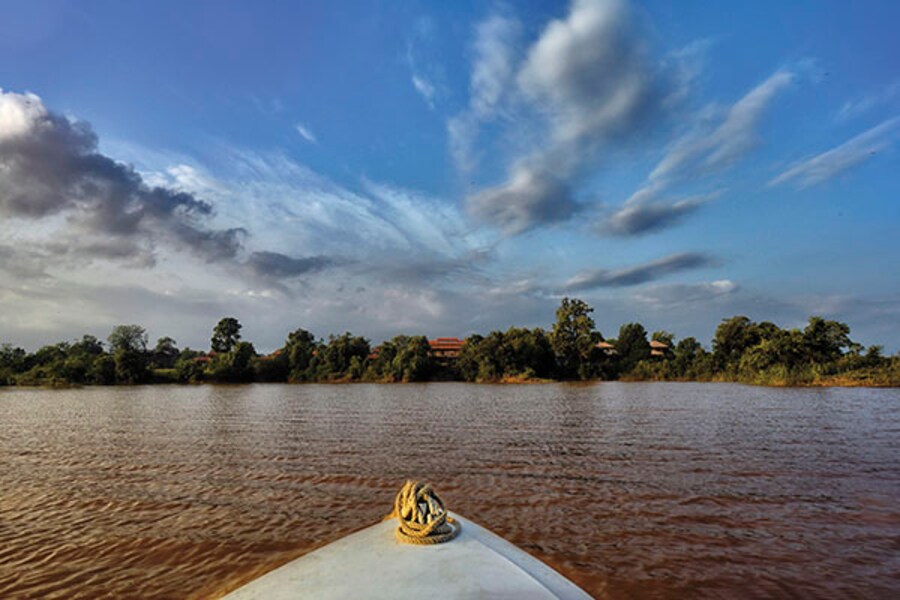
1 0 898 352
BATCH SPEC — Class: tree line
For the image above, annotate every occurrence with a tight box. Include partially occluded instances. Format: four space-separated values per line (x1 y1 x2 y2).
1 298 897 387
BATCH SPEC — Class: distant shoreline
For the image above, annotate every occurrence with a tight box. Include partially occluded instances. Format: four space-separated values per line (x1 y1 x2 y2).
5 377 897 390
3 300 898 389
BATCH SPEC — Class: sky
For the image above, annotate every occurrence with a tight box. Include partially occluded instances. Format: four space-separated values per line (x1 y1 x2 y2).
0 0 898 353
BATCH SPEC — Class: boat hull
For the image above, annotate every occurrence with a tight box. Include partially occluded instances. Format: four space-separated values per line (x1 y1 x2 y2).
221 513 592 599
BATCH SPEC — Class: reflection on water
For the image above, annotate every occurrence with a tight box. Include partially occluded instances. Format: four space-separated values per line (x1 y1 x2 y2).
1 383 898 599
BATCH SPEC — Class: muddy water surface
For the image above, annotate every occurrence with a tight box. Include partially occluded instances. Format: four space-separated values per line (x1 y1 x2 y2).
1 383 898 599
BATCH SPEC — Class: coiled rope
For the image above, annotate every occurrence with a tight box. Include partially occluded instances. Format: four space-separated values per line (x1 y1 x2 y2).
387 480 461 545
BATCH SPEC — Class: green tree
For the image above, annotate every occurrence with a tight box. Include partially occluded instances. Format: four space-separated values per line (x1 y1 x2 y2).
108 325 149 384
252 351 289 382
108 325 148 353
310 333 370 381
211 317 242 353
72 335 104 356
616 323 651 374
456 334 484 382
174 349 205 383
550 297 600 380
208 341 257 382
283 328 317 381
380 335 434 382
672 337 704 378
152 336 180 369
712 316 759 370
88 354 116 385
0 344 27 384
114 348 149 384
504 327 555 379
802 316 851 363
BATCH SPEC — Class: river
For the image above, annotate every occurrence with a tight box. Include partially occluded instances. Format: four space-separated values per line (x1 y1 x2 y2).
1 383 898 599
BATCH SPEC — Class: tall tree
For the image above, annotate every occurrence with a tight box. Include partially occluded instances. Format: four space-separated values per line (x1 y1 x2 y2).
712 316 759 369
107 325 148 353
550 297 600 380
107 325 149 383
284 328 317 381
802 317 851 363
152 336 179 369
617 323 651 374
211 317 242 353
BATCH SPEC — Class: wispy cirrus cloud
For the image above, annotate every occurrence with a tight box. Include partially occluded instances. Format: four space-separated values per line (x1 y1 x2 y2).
648 69 795 185
770 116 900 188
595 68 797 236
836 81 900 121
295 123 317 143
447 12 521 173
406 17 441 110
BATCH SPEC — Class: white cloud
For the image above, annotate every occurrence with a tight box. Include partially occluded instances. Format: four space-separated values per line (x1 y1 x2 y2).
598 68 795 237
0 88 47 140
448 13 521 173
295 123 317 143
411 75 435 108
465 0 668 234
837 81 900 121
770 116 900 188
517 0 657 144
649 69 795 183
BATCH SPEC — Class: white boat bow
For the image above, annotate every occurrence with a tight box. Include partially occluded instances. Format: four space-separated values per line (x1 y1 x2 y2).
221 512 592 599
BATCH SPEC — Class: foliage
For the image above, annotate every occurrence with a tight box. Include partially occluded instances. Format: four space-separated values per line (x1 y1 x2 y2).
308 333 370 381
207 341 257 382
616 323 651 375
108 325 148 354
0 306 897 388
366 335 434 382
550 297 602 380
152 337 180 369
211 317 242 353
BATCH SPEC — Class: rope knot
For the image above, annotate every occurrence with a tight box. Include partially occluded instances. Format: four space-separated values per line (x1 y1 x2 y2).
389 480 461 545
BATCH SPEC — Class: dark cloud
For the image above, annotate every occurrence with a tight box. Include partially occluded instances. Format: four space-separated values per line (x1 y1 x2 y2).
0 89 243 264
601 194 711 236
467 166 578 235
563 252 716 292
245 251 335 279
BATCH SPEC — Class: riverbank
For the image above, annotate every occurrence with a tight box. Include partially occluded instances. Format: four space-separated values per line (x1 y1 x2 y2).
4 373 898 389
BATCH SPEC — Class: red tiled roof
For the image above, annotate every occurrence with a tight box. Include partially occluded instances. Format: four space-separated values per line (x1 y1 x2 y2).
428 337 465 349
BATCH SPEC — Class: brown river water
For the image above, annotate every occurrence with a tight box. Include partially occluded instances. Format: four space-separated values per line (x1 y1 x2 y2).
1 383 898 599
